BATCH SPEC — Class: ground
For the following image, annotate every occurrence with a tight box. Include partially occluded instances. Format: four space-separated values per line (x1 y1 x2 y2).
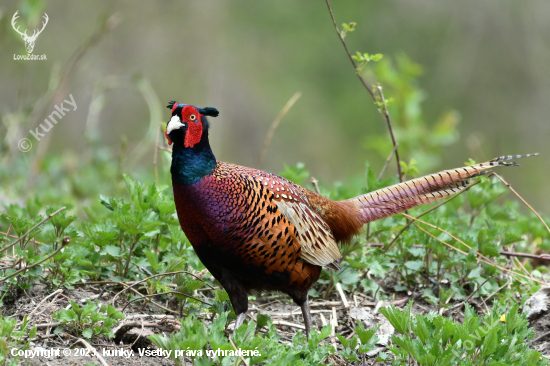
3 281 550 366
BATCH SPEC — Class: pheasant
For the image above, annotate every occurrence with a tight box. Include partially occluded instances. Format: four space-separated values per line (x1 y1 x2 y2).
166 101 536 336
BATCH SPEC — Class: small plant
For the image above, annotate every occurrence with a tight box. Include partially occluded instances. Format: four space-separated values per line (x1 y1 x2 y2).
52 300 125 340
336 323 380 364
0 315 37 366
379 300 547 366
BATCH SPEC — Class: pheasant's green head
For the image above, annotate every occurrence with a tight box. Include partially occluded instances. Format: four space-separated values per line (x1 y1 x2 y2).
165 101 219 148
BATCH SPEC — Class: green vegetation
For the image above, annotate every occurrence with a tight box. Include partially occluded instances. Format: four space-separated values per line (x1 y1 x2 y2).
381 301 546 366
0 316 37 366
52 300 125 340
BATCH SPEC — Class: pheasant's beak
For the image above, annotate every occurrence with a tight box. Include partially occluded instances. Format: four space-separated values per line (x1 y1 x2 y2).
166 115 186 134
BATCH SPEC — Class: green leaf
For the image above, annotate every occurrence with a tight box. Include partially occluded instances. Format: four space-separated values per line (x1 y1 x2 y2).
279 163 309 185
103 245 122 257
404 260 424 271
335 333 348 347
319 325 332 339
256 313 271 330
379 301 412 335
99 195 114 211
481 327 499 360
82 328 93 339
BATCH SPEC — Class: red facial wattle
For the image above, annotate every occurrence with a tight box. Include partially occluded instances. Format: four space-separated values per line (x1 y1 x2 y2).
181 105 203 148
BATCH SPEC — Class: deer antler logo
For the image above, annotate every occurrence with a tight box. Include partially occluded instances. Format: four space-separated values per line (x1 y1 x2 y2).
11 11 49 54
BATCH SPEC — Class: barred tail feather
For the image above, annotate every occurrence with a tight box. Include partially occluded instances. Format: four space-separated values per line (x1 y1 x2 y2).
347 154 538 223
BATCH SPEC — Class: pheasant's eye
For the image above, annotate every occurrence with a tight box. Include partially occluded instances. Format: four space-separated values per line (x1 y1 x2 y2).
189 114 196 121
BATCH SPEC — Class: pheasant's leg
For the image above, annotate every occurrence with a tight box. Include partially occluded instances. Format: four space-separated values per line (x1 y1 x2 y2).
234 312 247 334
216 268 249 333
299 296 313 338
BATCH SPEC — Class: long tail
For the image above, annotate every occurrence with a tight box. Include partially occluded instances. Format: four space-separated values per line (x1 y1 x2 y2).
348 154 538 223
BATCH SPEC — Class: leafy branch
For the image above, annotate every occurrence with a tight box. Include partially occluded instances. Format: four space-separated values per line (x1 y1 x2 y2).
324 0 403 181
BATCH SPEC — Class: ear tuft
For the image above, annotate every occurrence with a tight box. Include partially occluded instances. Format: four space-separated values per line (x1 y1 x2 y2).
167 101 177 110
199 107 219 117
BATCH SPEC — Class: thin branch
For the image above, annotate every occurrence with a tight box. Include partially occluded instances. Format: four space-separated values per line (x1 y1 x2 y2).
112 270 214 305
481 278 512 307
0 207 66 255
492 173 550 235
158 146 172 153
122 291 211 312
512 256 535 282
501 252 550 261
464 277 492 304
116 282 181 315
324 0 402 181
0 237 70 283
76 338 109 366
258 92 302 167
406 216 546 285
229 336 250 366
311 177 322 195
0 232 45 245
122 236 140 278
378 143 399 180
530 329 550 344
404 211 544 277
28 14 120 182
22 289 63 325
376 86 401 181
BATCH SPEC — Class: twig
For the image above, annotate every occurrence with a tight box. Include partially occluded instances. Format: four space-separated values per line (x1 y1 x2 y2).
465 277 492 304
492 173 550 235
112 270 213 305
331 306 338 334
258 92 302 167
229 336 250 366
76 338 109 366
483 278 512 305
0 207 66 255
121 290 211 312
324 0 402 181
0 232 47 245
122 236 140 278
378 143 399 180
500 252 550 261
530 330 550 344
311 177 322 195
271 320 306 330
129 319 145 349
23 289 63 324
309 301 344 307
0 237 70 283
448 277 492 316
28 14 120 182
335 283 349 308
408 219 546 285
512 256 535 281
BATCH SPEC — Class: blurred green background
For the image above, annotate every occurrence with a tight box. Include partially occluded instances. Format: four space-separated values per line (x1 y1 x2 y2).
1 0 549 213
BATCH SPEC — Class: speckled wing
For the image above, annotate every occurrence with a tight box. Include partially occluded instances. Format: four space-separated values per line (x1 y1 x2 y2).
248 170 342 269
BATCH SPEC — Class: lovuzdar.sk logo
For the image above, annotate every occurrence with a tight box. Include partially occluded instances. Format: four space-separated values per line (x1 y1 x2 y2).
12 10 48 61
